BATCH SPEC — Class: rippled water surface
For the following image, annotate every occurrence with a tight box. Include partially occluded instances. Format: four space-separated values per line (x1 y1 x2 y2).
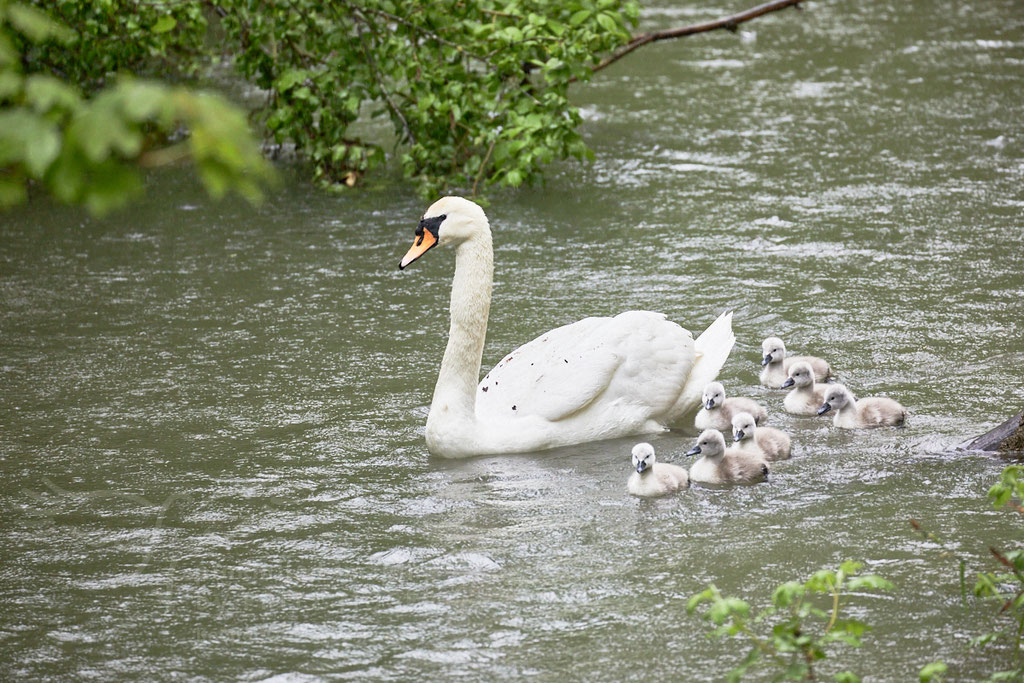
3 0 1024 679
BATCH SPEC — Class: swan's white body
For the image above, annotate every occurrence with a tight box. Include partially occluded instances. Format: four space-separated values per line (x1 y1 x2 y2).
402 197 736 458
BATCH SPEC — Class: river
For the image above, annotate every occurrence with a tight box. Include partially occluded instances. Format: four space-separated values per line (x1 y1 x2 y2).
2 0 1023 679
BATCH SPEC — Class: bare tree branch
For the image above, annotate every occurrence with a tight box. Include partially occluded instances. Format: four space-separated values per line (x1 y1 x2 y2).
341 3 416 145
583 0 805 80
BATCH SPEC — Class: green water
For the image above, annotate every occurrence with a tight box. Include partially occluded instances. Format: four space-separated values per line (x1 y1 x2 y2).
3 0 1024 679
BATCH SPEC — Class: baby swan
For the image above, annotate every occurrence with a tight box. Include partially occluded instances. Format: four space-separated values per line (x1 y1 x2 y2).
732 412 792 461
781 361 829 415
694 381 768 431
817 384 907 428
760 337 831 389
627 442 689 497
685 429 769 485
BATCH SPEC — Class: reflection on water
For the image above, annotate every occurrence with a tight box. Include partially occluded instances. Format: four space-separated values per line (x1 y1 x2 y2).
2 0 1023 679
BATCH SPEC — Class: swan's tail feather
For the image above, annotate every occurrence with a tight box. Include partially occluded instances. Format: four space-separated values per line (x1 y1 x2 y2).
667 311 735 427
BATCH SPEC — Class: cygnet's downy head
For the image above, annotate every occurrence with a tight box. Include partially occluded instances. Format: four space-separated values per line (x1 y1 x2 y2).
631 442 656 474
702 382 726 410
731 412 758 443
761 337 787 366
685 429 727 458
781 361 814 389
399 196 489 269
818 384 854 415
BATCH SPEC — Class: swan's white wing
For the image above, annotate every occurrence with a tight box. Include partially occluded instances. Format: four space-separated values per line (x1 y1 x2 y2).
475 311 695 424
667 311 735 423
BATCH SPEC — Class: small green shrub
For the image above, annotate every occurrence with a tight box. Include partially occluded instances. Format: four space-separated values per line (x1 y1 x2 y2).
688 561 892 681
972 465 1024 680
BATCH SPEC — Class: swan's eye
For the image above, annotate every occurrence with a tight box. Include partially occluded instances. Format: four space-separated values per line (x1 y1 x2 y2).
400 215 446 270
418 214 446 238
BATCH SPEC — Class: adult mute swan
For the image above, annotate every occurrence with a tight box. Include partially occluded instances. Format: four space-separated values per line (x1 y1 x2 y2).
399 196 735 458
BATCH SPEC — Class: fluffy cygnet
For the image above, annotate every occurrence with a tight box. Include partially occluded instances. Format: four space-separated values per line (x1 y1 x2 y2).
781 361 830 415
627 442 689 497
817 384 907 428
685 429 769 485
694 381 768 431
760 337 831 389
731 411 792 461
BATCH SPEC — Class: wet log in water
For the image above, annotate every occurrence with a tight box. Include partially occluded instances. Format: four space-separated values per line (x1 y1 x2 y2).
962 408 1024 454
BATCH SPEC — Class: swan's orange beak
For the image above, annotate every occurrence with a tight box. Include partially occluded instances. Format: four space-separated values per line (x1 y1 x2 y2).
399 229 437 270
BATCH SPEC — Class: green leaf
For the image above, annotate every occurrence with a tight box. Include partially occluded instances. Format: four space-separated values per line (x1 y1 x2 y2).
839 560 863 576
0 32 17 66
152 16 177 34
596 12 619 33
569 10 591 26
687 587 717 613
118 81 172 122
274 69 309 92
6 3 74 43
502 26 523 42
919 660 947 682
70 98 142 162
24 75 81 113
847 575 893 592
80 162 143 215
772 580 804 608
0 71 23 99
0 108 61 177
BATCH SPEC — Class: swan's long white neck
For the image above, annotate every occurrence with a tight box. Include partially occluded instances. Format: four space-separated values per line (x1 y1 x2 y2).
429 226 493 425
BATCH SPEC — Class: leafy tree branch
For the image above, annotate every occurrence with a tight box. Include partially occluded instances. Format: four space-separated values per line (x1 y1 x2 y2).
2 0 808 211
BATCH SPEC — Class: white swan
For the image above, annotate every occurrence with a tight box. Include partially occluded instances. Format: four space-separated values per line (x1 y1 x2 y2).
731 411 792 461
399 196 736 458
781 361 828 416
627 443 689 497
685 429 769 485
817 384 907 429
760 337 831 388
694 381 767 431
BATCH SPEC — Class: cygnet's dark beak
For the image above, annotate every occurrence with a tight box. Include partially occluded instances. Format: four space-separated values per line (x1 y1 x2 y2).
636 461 648 474
817 402 832 415
761 354 773 366
780 377 795 389
704 398 715 410
734 430 745 442
684 445 701 457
